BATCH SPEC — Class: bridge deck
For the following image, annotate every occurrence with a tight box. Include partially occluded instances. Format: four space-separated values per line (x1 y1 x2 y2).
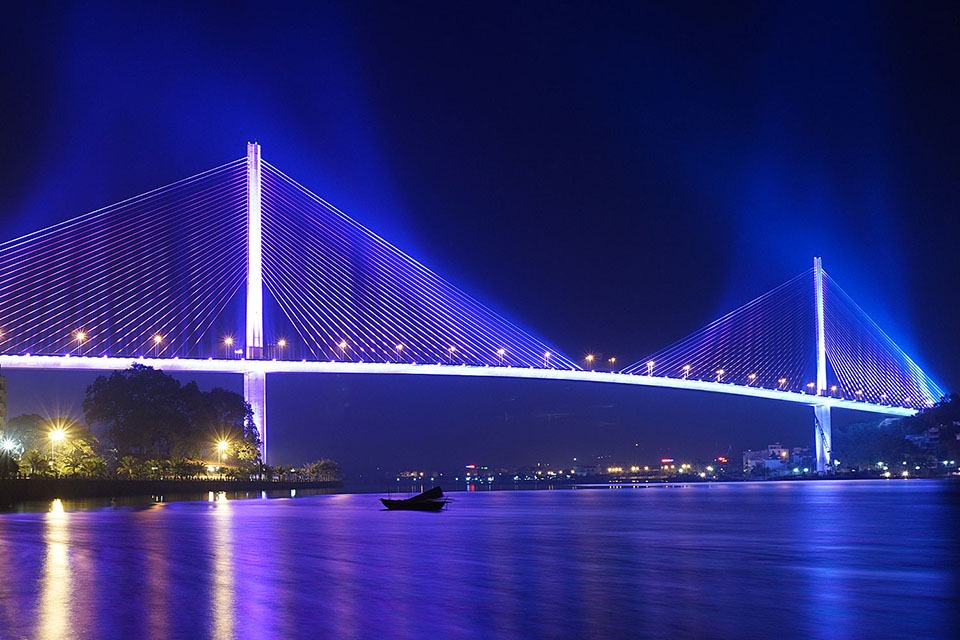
0 354 915 417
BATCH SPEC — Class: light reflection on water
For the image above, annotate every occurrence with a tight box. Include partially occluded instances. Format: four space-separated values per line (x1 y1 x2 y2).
0 480 956 639
38 499 70 640
212 497 234 640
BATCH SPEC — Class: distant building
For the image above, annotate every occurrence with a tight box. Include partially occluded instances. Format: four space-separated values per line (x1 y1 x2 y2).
905 427 940 451
743 443 812 476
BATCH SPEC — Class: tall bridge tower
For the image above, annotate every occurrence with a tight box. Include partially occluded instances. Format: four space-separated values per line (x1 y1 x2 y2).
244 142 267 460
813 257 832 472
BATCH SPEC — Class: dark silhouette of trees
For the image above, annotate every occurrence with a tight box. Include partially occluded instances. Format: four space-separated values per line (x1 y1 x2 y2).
83 364 189 458
83 364 261 467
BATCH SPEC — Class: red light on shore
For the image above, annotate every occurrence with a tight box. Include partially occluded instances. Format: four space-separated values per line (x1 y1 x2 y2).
660 458 675 464
465 464 476 469
717 456 728 464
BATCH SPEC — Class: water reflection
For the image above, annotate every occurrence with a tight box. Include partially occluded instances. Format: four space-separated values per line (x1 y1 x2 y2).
211 496 234 640
142 503 171 640
38 499 70 640
1 481 956 639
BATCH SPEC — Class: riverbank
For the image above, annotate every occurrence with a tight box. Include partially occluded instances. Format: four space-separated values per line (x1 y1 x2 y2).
0 477 343 505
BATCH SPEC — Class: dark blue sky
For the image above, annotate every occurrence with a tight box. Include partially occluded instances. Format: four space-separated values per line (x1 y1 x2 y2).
1 2 957 472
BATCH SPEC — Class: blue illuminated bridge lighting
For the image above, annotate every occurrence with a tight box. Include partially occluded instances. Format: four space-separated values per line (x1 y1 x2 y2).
0 144 944 472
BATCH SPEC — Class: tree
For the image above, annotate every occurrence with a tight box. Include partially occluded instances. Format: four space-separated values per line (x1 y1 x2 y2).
21 449 51 477
305 459 342 481
4 414 48 452
83 364 189 458
184 383 260 465
0 451 18 478
117 455 148 480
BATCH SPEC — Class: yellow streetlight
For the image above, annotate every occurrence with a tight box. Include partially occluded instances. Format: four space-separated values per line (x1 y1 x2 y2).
748 373 757 385
645 360 654 375
716 369 724 382
585 354 594 370
544 351 551 368
215 439 230 474
497 348 506 365
49 427 67 463
609 357 617 371
682 364 691 379
74 330 87 355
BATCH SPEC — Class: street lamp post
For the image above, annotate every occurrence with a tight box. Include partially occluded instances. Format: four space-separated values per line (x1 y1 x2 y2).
74 330 87 356
49 427 66 471
216 440 229 477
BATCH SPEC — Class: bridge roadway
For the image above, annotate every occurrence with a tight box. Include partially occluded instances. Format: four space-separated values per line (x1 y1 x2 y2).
0 354 915 418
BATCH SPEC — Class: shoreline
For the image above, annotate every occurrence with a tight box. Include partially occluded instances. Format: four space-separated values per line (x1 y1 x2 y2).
0 477 343 506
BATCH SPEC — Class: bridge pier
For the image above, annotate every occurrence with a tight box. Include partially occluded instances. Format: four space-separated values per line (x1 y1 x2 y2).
244 370 267 464
814 404 832 473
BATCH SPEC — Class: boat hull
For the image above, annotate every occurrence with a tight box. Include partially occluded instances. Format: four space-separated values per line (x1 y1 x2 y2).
379 497 447 511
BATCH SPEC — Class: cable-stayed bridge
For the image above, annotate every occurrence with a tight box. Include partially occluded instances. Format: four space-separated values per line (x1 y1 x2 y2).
0 144 944 470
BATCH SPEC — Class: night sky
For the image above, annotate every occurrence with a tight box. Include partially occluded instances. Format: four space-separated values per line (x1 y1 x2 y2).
1 2 958 474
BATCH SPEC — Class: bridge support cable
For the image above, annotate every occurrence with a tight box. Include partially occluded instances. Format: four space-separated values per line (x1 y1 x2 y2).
257 160 578 370
0 160 249 359
622 271 817 391
822 272 943 408
624 260 944 415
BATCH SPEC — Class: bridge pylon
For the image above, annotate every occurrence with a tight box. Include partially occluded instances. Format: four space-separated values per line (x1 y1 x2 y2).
246 141 267 461
813 257 831 473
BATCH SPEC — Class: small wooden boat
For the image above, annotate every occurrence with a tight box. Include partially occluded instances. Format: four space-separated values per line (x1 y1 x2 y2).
380 486 449 511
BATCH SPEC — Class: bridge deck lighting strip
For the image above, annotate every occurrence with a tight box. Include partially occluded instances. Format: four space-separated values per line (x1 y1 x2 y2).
0 354 917 418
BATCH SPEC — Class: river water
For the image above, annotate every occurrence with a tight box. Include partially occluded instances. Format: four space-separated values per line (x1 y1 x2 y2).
0 480 957 639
